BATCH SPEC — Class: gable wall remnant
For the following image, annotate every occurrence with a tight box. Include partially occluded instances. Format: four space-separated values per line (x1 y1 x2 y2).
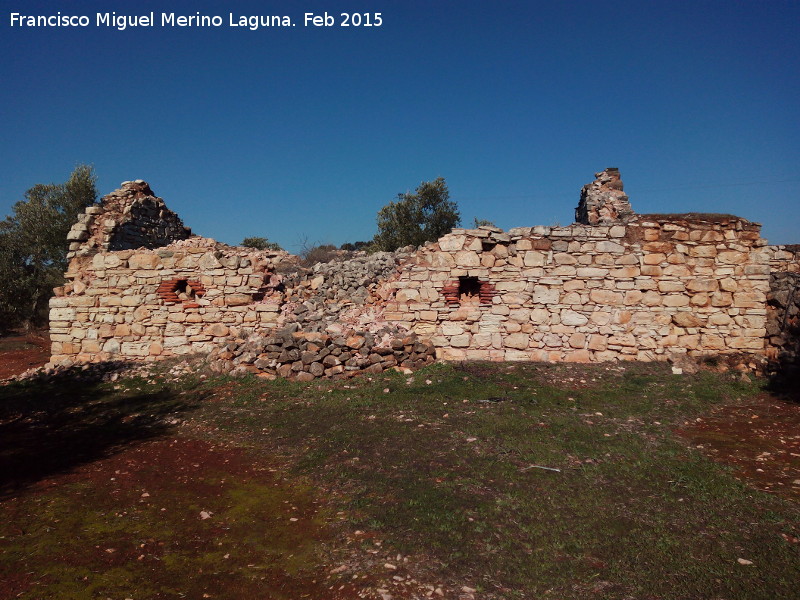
49 173 798 377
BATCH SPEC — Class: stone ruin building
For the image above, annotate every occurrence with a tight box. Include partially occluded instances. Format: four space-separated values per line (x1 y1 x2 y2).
49 169 800 379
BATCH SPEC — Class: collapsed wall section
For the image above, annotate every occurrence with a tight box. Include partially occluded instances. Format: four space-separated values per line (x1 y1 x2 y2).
381 215 770 363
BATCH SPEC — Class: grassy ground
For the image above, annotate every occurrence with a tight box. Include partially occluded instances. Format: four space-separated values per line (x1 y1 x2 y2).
1 360 798 599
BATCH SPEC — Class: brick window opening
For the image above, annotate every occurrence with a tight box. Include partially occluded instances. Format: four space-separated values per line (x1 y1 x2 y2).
458 276 482 299
442 277 496 306
157 278 206 308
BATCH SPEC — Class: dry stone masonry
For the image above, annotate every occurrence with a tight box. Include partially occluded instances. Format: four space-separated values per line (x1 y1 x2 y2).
50 171 800 378
575 168 634 225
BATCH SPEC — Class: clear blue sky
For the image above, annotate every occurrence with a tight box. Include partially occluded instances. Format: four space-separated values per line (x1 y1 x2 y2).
1 0 798 251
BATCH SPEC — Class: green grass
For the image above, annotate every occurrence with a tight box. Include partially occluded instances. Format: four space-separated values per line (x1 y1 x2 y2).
1 360 798 599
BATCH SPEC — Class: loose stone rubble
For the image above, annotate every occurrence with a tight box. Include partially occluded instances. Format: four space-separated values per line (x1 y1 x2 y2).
48 170 800 378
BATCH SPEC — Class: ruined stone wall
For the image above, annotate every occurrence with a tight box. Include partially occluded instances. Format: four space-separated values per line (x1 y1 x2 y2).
380 214 770 363
49 173 795 378
50 237 292 366
765 245 800 371
66 180 191 258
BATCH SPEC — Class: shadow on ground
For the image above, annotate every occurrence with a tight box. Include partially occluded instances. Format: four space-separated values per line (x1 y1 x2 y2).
0 364 200 499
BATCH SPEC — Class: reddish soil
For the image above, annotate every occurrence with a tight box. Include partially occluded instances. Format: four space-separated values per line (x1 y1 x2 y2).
0 437 364 600
0 333 50 379
678 393 800 501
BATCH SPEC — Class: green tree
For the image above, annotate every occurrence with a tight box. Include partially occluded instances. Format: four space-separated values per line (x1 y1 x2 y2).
0 165 98 330
473 217 496 228
373 177 460 251
240 236 283 251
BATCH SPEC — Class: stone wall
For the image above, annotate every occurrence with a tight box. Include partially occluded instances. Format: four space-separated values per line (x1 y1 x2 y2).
66 180 191 258
50 237 292 365
765 245 800 372
380 214 770 363
49 173 798 377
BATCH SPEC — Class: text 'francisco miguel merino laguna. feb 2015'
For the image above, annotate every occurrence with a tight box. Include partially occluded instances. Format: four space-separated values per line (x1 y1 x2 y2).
9 11 384 31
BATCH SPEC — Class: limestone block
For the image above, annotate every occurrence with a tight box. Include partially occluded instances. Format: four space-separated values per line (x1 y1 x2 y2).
612 266 640 278
450 333 471 347
661 295 690 307
672 312 702 328
502 292 529 305
71 296 97 307
733 291 765 308
710 292 733 307
563 280 585 291
608 333 636 347
532 286 559 304
529 308 551 324
50 307 76 321
439 235 465 251
121 295 144 307
588 335 607 351
493 281 525 293
226 293 252 306
102 338 121 353
163 336 189 349
687 279 718 293
589 289 623 305
643 253 666 265
727 337 764 350
564 350 592 362
576 267 609 278
542 333 562 348
718 250 748 264
505 333 529 350
640 265 663 277
553 252 577 265
198 253 223 270
569 333 586 348
129 254 160 269
508 308 531 323
596 241 625 253
561 310 589 326
454 251 480 267
441 322 465 336
624 290 644 305
657 281 685 293
590 311 612 325
609 225 626 238
396 288 420 303
663 265 692 278
523 251 547 267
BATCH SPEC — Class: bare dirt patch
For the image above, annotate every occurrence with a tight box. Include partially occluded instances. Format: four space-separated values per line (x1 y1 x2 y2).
0 333 50 379
678 393 800 501
0 437 363 600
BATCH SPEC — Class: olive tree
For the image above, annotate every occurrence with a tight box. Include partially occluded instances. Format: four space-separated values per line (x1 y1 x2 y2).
373 177 460 251
0 165 98 329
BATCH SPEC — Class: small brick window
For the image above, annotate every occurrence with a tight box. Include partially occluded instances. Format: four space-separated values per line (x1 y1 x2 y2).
157 278 206 308
442 277 496 306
